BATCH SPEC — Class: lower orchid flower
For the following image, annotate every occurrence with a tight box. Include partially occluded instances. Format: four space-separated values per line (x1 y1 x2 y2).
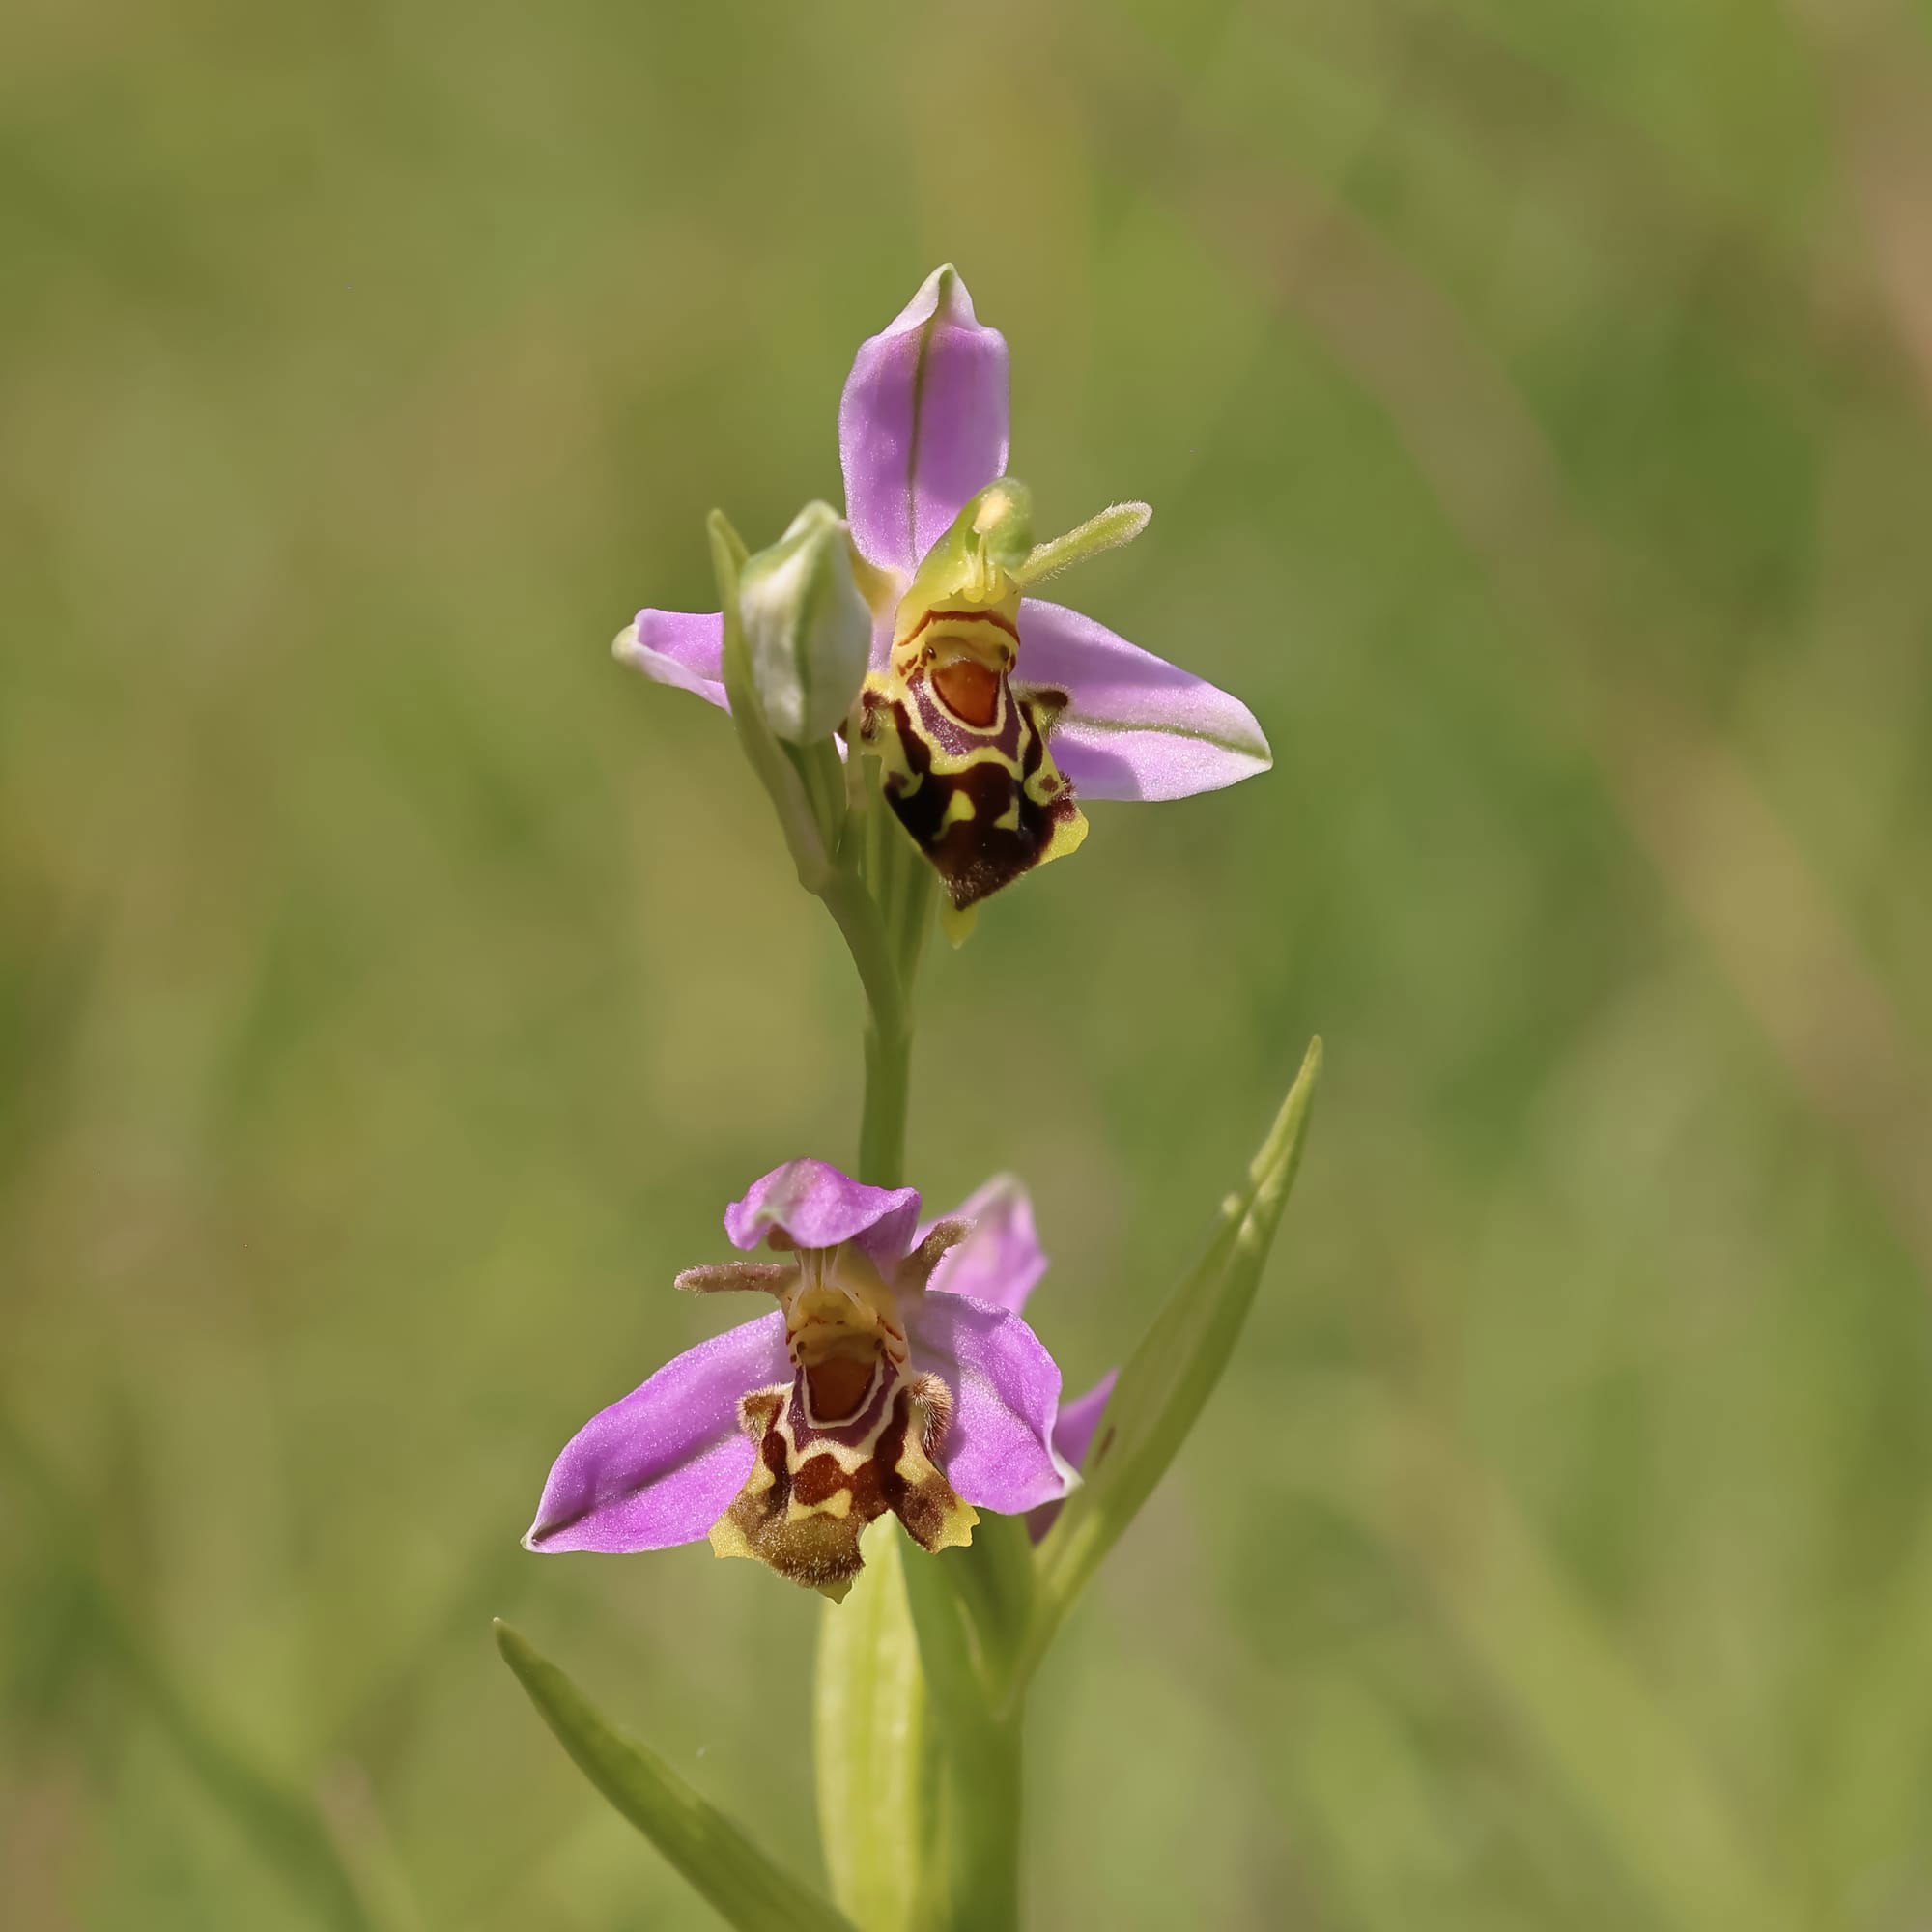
525 1159 1109 1600
615 265 1271 927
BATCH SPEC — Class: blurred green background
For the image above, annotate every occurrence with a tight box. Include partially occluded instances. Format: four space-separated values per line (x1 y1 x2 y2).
7 0 1932 1925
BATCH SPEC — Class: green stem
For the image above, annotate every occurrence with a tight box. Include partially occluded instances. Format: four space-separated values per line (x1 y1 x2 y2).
815 859 912 1190
859 1014 912 1190
836 774 927 1191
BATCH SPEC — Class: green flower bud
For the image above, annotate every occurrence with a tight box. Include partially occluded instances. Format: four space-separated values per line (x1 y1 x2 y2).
738 501 873 745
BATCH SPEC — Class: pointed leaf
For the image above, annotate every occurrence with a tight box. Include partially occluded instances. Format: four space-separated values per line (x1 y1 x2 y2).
495 1622 854 1932
1024 1037 1321 1671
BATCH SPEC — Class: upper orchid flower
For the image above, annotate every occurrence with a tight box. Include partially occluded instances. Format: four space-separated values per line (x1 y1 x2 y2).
525 1159 1109 1600
615 266 1271 923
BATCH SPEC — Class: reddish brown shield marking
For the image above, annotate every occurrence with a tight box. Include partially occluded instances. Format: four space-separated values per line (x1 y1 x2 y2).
931 657 1001 727
804 1354 875 1422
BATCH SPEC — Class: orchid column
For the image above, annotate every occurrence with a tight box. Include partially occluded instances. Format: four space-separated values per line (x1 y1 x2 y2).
497 267 1320 1932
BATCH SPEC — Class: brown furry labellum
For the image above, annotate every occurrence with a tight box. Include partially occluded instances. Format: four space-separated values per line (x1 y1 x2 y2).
709 1357 977 1601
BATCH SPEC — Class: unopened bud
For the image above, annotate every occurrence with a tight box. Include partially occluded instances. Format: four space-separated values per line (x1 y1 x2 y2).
738 502 872 744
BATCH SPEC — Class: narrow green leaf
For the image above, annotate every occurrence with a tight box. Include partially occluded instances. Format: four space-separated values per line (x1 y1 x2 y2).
495 1622 854 1932
814 1526 928 1931
1025 1037 1321 1671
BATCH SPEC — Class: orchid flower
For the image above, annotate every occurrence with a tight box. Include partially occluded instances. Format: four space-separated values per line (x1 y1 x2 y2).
615 266 1271 923
525 1159 1109 1600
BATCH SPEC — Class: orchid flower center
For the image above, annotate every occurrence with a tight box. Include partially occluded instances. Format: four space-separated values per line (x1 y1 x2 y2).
780 1242 909 1423
888 500 1024 715
699 1225 980 1599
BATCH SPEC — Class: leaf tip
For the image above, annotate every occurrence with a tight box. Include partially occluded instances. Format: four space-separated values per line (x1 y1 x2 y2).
493 1619 532 1676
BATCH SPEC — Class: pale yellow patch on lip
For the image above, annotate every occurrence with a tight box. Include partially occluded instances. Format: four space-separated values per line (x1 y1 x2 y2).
785 1489 853 1523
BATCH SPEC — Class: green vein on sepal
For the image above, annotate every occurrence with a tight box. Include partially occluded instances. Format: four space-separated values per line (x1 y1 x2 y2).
1053 711 1271 762
1020 1037 1321 1681
495 1622 856 1932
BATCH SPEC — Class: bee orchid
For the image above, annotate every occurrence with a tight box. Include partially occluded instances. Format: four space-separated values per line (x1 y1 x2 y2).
616 267 1271 922
524 1160 1107 1599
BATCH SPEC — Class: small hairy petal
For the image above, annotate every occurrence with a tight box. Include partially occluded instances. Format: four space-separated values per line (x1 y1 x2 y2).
724 1158 922 1264
675 1263 795 1298
523 1313 789 1553
899 1218 971 1292
908 1292 1071 1516
839 266 1010 576
1017 600 1272 803
613 609 727 711
923 1176 1047 1315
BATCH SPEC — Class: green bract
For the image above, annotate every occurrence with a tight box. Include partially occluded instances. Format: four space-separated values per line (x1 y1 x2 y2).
739 501 874 746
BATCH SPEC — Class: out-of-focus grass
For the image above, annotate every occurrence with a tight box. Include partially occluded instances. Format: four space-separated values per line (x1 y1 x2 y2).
5 0 1932 1926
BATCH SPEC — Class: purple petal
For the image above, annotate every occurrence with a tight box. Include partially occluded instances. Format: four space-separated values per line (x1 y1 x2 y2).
614 609 727 711
524 1313 788 1553
724 1157 921 1264
838 266 1009 576
1027 1370 1117 1541
1016 601 1271 803
1052 1371 1117 1472
923 1175 1047 1315
909 1293 1071 1516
